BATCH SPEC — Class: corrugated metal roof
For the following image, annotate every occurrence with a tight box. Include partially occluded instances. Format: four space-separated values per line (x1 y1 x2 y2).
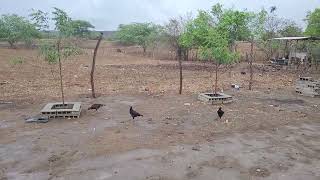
272 37 320 41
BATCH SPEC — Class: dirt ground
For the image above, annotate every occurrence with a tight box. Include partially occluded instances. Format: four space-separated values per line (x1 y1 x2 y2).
0 42 320 180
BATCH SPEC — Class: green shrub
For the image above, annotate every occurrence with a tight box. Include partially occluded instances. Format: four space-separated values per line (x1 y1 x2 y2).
10 56 24 66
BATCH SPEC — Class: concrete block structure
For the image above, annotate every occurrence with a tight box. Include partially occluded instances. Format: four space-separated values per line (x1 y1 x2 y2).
295 77 320 97
41 102 82 118
198 93 233 105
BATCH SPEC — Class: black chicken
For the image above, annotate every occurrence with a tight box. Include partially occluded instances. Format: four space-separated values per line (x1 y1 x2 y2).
88 104 105 111
130 106 143 119
217 107 224 119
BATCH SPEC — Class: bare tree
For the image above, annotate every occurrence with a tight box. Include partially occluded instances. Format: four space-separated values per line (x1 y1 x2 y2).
90 32 103 98
164 14 192 94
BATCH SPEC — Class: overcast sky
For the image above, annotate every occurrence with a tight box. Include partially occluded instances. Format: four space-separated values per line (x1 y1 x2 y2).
0 0 319 30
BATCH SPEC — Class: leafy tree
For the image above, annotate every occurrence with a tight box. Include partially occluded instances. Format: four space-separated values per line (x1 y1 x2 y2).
208 4 251 52
305 8 320 36
52 7 74 37
199 28 237 94
180 11 211 49
248 10 268 41
29 9 49 31
279 21 303 37
38 8 84 104
115 22 157 54
0 14 40 48
182 9 237 94
255 7 287 61
305 8 320 70
71 20 95 38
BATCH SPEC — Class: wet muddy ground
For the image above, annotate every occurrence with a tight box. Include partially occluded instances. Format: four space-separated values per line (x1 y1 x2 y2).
1 89 319 180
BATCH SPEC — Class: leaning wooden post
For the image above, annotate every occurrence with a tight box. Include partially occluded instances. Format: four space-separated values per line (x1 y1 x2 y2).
178 47 183 94
249 40 254 90
90 32 103 98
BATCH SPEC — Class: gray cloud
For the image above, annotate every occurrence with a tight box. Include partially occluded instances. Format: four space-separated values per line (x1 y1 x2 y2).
0 0 319 30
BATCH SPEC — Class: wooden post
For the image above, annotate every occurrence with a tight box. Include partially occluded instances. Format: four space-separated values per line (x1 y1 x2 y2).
249 40 254 90
57 38 65 105
178 47 183 94
90 33 103 98
214 62 219 95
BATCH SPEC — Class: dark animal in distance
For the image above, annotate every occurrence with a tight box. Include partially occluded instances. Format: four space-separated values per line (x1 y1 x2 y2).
116 48 123 53
241 72 246 75
88 104 105 111
130 106 143 119
217 107 224 119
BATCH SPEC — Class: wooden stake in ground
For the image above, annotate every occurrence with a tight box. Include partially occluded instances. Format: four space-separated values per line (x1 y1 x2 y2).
178 47 183 94
249 40 254 90
57 38 65 105
214 62 219 95
90 32 103 98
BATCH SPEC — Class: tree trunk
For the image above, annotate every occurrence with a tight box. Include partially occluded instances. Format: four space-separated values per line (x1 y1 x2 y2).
57 39 65 105
284 40 288 58
249 41 254 90
234 43 238 53
91 33 103 98
228 65 232 78
8 41 15 49
214 62 219 95
195 50 198 61
143 46 146 56
178 47 183 94
183 49 188 61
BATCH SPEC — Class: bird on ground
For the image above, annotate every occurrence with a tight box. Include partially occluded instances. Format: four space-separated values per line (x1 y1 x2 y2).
217 107 224 119
88 104 105 111
130 106 143 119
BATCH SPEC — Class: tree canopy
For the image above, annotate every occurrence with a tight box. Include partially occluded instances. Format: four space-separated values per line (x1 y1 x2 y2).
39 8 84 63
29 9 49 31
199 27 236 64
213 5 251 48
71 20 95 38
0 14 40 47
279 22 303 37
52 7 74 37
115 22 158 53
305 8 320 36
180 5 238 64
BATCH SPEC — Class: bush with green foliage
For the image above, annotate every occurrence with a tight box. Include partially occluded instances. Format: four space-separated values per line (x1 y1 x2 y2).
71 20 95 38
305 8 320 36
0 14 40 48
279 22 303 37
36 7 87 104
180 5 239 94
9 56 24 66
115 23 158 53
